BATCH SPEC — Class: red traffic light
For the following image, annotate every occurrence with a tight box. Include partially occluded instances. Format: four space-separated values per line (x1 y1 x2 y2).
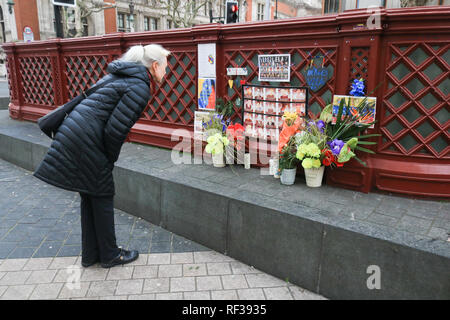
232 5 238 12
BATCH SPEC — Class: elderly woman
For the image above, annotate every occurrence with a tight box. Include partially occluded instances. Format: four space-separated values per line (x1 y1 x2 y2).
34 44 171 268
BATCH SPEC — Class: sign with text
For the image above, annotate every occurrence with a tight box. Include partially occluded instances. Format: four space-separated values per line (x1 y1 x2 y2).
227 68 248 76
258 54 291 82
305 65 329 91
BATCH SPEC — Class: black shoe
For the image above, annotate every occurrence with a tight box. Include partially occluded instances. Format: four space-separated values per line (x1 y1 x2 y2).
101 248 139 268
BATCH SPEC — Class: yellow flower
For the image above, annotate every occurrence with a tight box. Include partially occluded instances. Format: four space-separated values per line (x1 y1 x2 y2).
302 158 313 169
282 111 298 126
306 143 320 158
312 158 321 168
296 143 308 160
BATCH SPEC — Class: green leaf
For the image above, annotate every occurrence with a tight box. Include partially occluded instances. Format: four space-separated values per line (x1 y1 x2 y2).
355 145 376 154
354 156 367 167
357 134 381 139
356 141 377 145
335 98 346 127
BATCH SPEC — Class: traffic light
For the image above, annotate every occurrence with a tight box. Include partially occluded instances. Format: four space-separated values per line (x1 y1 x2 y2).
226 1 239 24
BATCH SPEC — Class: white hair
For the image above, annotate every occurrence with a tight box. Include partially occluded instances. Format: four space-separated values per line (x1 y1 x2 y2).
120 44 171 68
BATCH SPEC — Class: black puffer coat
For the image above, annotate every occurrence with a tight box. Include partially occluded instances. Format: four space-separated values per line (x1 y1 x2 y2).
34 60 152 196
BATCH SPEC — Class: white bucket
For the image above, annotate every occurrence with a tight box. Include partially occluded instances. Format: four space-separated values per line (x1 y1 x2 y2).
304 166 325 187
280 168 297 185
212 153 225 167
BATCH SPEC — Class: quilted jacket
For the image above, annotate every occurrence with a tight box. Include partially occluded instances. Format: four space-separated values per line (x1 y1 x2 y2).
33 60 152 196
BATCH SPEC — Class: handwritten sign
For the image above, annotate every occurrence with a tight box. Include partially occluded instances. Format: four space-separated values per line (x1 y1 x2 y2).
305 66 329 92
227 68 248 76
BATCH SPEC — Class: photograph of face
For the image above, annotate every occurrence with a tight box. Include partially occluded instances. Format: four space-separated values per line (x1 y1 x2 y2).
255 101 263 113
292 89 306 102
253 87 265 100
291 103 306 116
266 88 276 100
265 102 276 115
278 88 290 101
244 86 253 99
255 114 264 127
245 124 254 136
244 100 254 112
244 112 254 128
265 115 276 128
280 103 291 114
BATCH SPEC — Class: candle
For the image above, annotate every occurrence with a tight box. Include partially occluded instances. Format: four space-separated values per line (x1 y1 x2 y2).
244 153 250 169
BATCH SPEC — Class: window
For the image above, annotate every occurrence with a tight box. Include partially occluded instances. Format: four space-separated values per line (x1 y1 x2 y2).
81 17 88 36
0 7 5 43
257 3 265 21
323 0 340 14
118 13 125 31
117 13 135 32
145 17 158 31
167 20 172 29
150 18 158 30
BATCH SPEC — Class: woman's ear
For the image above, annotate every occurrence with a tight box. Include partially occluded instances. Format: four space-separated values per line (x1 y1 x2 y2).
151 60 159 73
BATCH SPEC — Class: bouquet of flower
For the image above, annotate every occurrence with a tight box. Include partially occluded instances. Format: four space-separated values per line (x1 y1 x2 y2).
225 122 245 163
278 110 304 153
319 78 381 167
279 135 300 170
294 119 329 169
205 132 230 155
202 112 230 138
226 122 245 149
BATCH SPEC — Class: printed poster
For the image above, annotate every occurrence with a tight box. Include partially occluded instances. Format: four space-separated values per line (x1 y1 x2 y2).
241 85 308 141
258 54 291 82
198 43 216 78
194 111 214 141
332 95 377 128
198 78 216 110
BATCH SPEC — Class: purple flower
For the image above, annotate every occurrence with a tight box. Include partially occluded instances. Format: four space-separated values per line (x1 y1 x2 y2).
316 120 325 133
307 120 325 133
327 139 345 155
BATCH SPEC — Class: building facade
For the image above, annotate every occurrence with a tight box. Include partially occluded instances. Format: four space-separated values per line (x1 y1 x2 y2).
1 0 449 44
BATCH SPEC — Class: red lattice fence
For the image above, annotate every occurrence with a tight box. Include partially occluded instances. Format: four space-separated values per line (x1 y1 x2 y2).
3 7 450 197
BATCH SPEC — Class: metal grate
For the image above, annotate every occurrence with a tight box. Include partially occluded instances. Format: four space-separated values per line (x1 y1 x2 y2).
380 42 450 158
143 50 197 126
19 56 54 106
64 55 109 100
350 47 370 83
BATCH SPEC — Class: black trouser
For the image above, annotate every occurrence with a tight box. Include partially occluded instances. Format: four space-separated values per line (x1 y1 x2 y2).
79 193 121 263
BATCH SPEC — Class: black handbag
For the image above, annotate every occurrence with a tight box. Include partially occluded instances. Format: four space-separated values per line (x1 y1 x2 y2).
37 77 115 139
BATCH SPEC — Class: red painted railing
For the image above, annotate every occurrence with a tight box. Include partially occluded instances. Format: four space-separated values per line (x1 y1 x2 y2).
3 7 449 198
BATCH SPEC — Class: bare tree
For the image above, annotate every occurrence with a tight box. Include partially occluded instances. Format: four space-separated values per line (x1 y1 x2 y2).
61 0 116 38
152 0 211 28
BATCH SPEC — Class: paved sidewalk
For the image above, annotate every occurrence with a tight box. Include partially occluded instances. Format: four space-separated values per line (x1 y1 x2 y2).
0 159 326 300
0 253 326 300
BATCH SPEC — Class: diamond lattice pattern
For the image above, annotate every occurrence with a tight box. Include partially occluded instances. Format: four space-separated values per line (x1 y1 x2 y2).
143 50 197 126
65 55 109 100
19 56 54 106
380 42 449 158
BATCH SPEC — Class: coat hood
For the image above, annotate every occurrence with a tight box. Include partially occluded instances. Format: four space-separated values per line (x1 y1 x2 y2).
106 60 150 85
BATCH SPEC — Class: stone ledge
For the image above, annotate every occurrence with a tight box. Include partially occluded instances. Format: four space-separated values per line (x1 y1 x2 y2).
0 110 449 300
